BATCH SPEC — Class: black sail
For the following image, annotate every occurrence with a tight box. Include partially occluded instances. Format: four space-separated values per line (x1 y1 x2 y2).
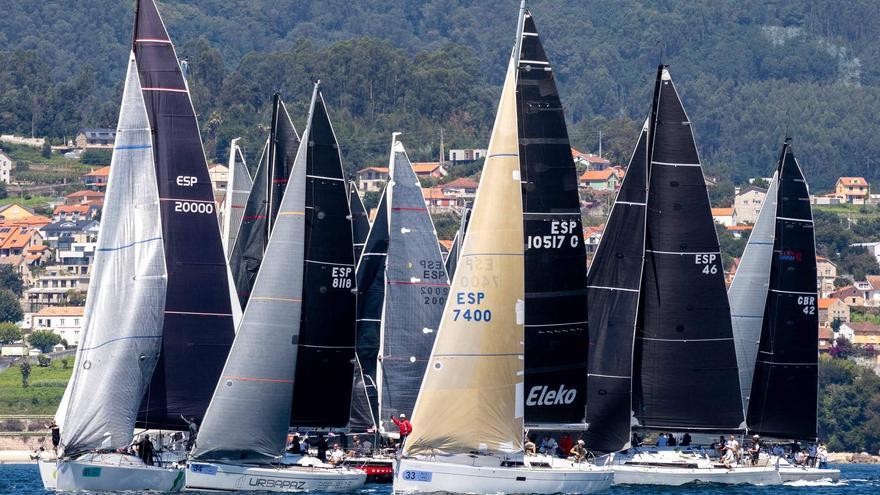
517 11 590 428
133 0 234 428
230 94 299 307
584 119 649 451
350 188 389 432
747 139 818 440
349 181 371 265
444 206 471 281
289 87 357 429
632 66 744 432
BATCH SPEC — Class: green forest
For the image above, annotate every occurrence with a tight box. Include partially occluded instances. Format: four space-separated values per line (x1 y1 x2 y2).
2 1 880 189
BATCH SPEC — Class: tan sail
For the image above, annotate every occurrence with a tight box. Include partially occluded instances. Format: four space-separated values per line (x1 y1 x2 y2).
404 55 524 457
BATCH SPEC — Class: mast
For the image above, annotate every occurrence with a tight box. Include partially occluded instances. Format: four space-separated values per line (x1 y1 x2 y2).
632 65 745 432
133 0 234 430
516 8 590 429
375 135 449 432
404 43 523 458
289 82 357 430
584 117 649 452
746 139 818 440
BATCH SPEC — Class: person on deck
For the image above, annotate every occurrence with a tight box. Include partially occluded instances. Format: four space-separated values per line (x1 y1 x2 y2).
180 415 198 451
725 435 740 462
317 434 328 462
558 433 574 458
667 433 677 446
631 432 642 448
808 444 818 467
540 434 558 456
287 434 303 454
391 414 413 448
329 444 345 465
680 433 691 446
48 420 60 455
818 444 829 468
570 440 588 462
657 433 668 447
524 434 537 455
134 434 155 466
748 435 762 466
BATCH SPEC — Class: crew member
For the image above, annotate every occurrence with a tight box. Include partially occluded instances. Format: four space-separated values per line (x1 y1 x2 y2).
134 434 155 466
391 413 413 448
180 415 198 451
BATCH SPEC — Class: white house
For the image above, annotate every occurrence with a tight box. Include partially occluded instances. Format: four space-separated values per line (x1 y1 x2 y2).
0 150 13 184
32 306 85 346
851 242 880 270
733 185 767 225
711 208 736 227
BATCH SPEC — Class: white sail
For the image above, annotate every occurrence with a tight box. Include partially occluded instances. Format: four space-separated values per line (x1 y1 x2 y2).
222 138 253 258
59 53 167 454
404 54 524 457
729 173 779 414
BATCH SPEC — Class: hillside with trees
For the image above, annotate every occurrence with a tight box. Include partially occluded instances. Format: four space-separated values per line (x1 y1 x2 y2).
2 1 880 189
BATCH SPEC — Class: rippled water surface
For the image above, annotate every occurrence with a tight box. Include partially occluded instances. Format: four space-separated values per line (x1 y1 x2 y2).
1 463 877 494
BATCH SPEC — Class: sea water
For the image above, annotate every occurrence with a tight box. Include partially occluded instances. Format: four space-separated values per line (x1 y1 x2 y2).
1 463 877 494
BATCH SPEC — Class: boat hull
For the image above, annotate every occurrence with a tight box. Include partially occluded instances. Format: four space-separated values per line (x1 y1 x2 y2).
612 463 781 486
342 456 394 483
185 461 367 492
39 455 185 492
393 457 613 494
779 466 841 482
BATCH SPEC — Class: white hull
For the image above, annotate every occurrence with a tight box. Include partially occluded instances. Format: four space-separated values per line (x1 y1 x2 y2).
185 460 367 492
779 465 841 482
39 454 185 492
613 463 781 486
393 455 613 494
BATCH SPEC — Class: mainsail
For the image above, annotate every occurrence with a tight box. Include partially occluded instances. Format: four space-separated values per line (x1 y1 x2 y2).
59 54 167 455
404 48 524 457
222 138 253 259
444 206 470 280
289 85 357 430
632 66 745 432
134 0 235 429
729 174 779 415
191 90 313 465
517 10 589 429
229 94 299 307
350 181 371 265
746 139 818 440
376 137 449 432
584 118 649 452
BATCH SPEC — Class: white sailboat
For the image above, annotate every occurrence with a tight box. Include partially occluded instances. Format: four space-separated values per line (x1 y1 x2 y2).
393 5 612 494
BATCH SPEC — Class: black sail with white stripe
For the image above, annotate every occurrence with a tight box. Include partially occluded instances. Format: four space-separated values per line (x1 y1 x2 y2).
133 0 235 429
350 181 371 265
230 94 299 308
517 11 590 428
747 139 818 440
289 85 357 429
350 188 389 432
632 66 745 432
584 118 649 452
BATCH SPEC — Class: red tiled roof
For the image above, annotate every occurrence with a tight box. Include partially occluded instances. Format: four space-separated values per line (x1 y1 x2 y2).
726 225 753 231
357 166 389 174
845 322 880 334
579 169 618 182
712 208 734 216
35 306 85 317
867 275 880 291
412 162 441 173
84 166 111 177
571 148 611 165
438 239 454 250
53 204 91 215
818 327 834 340
66 190 105 199
837 177 868 186
818 298 841 310
441 178 479 189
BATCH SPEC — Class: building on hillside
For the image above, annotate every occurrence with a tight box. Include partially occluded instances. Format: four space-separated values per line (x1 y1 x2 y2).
448 149 487 163
31 306 85 346
40 220 99 267
583 225 604 264
733 185 767 224
0 227 43 257
0 150 13 184
0 254 38 286
75 128 116 149
818 326 834 353
839 321 880 345
438 239 453 257
356 166 388 192
0 203 36 223
571 148 611 171
816 256 838 297
438 178 478 200
65 190 105 206
208 163 228 192
861 275 880 307
0 343 30 357
725 224 752 239
579 168 622 190
711 208 736 227
82 166 111 189
835 177 870 204
24 267 90 312
52 204 100 222
412 162 448 179
830 285 866 307
850 242 880 269
422 187 458 214
811 193 845 206
818 298 850 327
0 134 45 148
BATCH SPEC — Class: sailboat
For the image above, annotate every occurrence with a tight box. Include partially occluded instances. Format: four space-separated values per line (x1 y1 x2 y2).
222 138 254 259
39 0 235 491
392 4 613 494
229 93 299 308
595 66 781 485
344 134 449 481
185 82 365 492
729 139 840 482
349 180 371 265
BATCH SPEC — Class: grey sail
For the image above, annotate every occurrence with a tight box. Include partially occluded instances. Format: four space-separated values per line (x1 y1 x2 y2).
223 138 254 260
377 138 449 432
191 92 312 464
444 207 471 281
729 172 779 414
60 54 167 454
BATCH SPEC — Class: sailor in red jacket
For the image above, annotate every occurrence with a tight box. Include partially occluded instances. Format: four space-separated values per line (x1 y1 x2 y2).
391 413 412 448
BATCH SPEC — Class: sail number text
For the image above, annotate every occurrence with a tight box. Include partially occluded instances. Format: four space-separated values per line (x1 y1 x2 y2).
798 295 816 315
694 253 719 275
331 267 353 288
452 291 492 322
174 201 214 214
526 220 580 250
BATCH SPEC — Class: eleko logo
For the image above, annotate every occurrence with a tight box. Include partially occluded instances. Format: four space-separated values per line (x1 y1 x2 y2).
526 385 577 406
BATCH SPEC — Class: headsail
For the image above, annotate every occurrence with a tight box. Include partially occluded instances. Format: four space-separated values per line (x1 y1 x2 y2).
289 85 357 430
222 138 253 259
746 139 818 440
584 118 649 452
632 66 745 432
376 137 449 432
729 174 779 414
350 181 371 265
59 54 167 455
516 10 590 429
134 0 235 430
229 94 300 308
404 50 524 457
